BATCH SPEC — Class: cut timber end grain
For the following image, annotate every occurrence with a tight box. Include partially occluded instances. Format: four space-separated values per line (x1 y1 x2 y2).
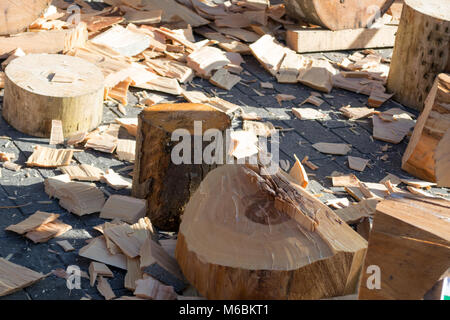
56 240 75 252
100 169 131 190
312 143 351 155
292 107 326 120
186 46 230 78
59 164 104 182
25 220 72 244
243 120 276 137
79 236 127 270
49 120 64 145
89 262 113 287
134 277 177 300
57 182 105 216
289 154 308 188
26 146 74 168
0 258 45 297
116 139 136 162
100 195 146 224
332 174 360 187
209 68 241 90
97 276 116 300
348 156 370 172
6 211 60 235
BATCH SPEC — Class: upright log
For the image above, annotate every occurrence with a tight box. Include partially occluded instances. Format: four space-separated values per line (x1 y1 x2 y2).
2 54 104 137
387 0 450 111
175 164 367 300
132 103 231 232
402 73 450 186
358 197 450 300
0 0 51 36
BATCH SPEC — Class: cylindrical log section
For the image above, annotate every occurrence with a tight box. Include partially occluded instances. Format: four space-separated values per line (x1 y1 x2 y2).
387 0 450 111
402 73 450 185
132 103 231 232
0 0 51 36
284 0 395 30
2 54 105 137
175 164 367 299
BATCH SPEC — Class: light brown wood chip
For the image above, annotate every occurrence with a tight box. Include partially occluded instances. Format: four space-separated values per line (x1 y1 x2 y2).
59 164 104 182
26 146 74 168
97 276 116 300
0 258 45 297
6 211 60 235
49 120 64 145
100 195 146 224
25 220 72 243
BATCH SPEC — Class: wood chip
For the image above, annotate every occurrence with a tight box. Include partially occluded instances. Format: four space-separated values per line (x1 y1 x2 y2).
301 156 319 170
312 143 351 155
300 95 324 107
243 120 276 137
134 277 177 300
209 68 241 90
5 211 59 235
0 152 15 162
3 161 21 172
332 174 360 187
56 240 75 252
26 146 74 168
59 164 104 182
292 107 326 120
186 46 230 78
276 94 295 106
66 132 87 146
100 195 146 224
116 139 136 162
89 262 113 287
339 105 375 120
0 258 45 297
100 169 132 190
56 182 106 216
325 198 350 209
49 120 64 145
400 178 436 189
348 156 370 172
79 236 127 270
25 220 72 243
289 154 308 188
124 257 143 291
379 173 401 186
372 114 415 144
97 276 116 300
334 199 379 224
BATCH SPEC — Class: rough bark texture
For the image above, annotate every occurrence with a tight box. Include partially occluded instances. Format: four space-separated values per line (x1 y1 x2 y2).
284 0 395 31
0 0 51 36
387 0 450 111
132 103 231 232
402 73 450 186
2 54 104 137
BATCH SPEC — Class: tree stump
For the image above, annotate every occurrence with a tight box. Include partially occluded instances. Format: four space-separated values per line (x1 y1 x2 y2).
132 103 231 232
387 0 450 111
402 73 450 186
0 0 51 36
175 164 367 300
2 54 105 138
358 198 450 300
284 0 395 31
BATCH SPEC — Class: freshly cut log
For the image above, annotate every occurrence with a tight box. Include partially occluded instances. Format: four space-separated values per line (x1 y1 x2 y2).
175 164 367 299
0 0 51 36
387 0 450 111
3 54 104 138
358 197 450 300
132 103 231 231
402 74 450 186
284 0 395 31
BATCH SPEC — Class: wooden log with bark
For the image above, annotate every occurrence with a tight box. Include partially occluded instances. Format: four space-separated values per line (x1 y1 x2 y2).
387 0 450 111
0 0 51 36
402 73 450 187
2 54 104 138
175 163 368 299
358 197 450 300
132 103 231 231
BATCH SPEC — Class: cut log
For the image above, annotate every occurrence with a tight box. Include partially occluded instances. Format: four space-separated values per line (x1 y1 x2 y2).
175 164 367 299
132 103 231 231
387 0 450 111
0 259 45 297
0 0 51 36
284 0 395 31
358 198 450 299
402 74 450 186
3 54 104 138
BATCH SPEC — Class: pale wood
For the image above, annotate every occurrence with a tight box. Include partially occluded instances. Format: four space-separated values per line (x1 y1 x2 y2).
26 146 74 168
435 129 450 187
289 154 308 188
0 259 45 297
134 277 177 300
100 195 146 224
0 0 51 36
332 174 360 187
25 220 72 243
340 105 375 120
334 198 380 224
209 68 241 90
89 262 113 287
100 169 132 190
348 156 370 172
187 46 230 78
5 211 59 235
56 240 75 252
140 0 209 27
59 164 104 182
79 236 127 270
372 113 415 144
312 143 351 155
55 182 106 216
116 139 136 162
292 108 326 120
359 198 450 299
387 0 450 111
402 74 450 185
97 276 116 300
175 164 367 299
125 257 143 291
3 54 104 138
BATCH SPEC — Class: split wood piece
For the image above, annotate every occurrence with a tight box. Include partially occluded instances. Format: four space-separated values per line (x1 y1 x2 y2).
332 73 386 96
145 59 194 84
25 220 72 244
325 198 350 210
359 197 450 299
301 156 319 171
108 77 132 106
132 103 231 231
356 217 371 240
406 186 439 199
136 75 183 96
276 94 296 106
127 25 167 53
286 25 398 53
243 121 276 137
214 27 261 43
116 139 136 163
134 277 177 300
122 7 162 24
348 156 370 172
44 174 71 198
186 46 230 78
379 173 402 186
79 236 127 270
3 161 21 172
0 258 46 297
346 182 389 202
300 95 324 107
124 257 143 291
224 52 244 74
175 164 367 299
115 118 138 137
340 105 375 120
0 72 4 89
387 0 450 111
372 113 416 144
229 131 259 160
59 164 104 182
56 182 106 216
89 262 113 287
297 59 336 93
3 54 104 138
1 48 26 71
56 240 75 252
97 276 116 300
399 178 436 189
334 199 380 224
5 211 60 235
368 90 394 108
209 68 241 90
67 132 88 146
249 35 286 76
100 195 146 224
199 31 250 54
205 97 240 115
0 0 51 35
0 22 88 57
289 154 309 189
284 0 395 30
276 50 306 83
85 134 117 154
0 152 15 162
181 90 209 104
49 120 64 145
402 74 450 186
102 223 124 256
332 174 360 187
100 169 132 190
140 238 186 292
312 143 351 155
26 146 74 168
83 16 124 33
103 224 143 259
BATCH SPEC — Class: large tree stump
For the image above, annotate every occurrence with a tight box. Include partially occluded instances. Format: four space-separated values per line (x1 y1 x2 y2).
358 197 450 300
132 103 231 232
402 73 450 186
284 0 395 31
2 54 104 138
175 164 367 300
387 0 450 111
0 0 51 36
